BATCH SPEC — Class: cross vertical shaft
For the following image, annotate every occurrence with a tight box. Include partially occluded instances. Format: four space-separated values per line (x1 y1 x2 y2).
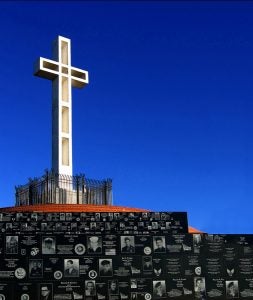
52 37 72 176
34 36 89 177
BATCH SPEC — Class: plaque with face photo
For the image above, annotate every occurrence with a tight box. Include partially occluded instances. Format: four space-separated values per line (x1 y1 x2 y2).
59 213 65 221
5 223 13 232
64 258 79 277
141 213 149 220
225 280 239 299
5 236 18 255
39 283 53 300
42 236 56 255
121 236 135 254
15 213 25 222
85 280 96 297
65 213 73 222
194 277 207 300
87 236 102 254
20 222 34 233
113 213 121 221
99 258 113 277
192 233 203 254
108 279 119 296
153 280 167 299
153 236 166 254
29 259 43 278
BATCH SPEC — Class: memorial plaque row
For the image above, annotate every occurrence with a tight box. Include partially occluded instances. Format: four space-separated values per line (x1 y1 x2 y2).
0 212 188 234
1 233 194 257
1 251 253 280
0 233 253 298
1 233 253 257
1 276 253 299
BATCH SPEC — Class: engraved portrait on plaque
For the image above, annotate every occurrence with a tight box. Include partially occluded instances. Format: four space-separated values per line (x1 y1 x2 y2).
194 277 206 299
87 236 102 254
153 280 167 298
42 237 56 255
64 259 79 277
121 236 135 253
40 284 53 300
6 235 18 254
29 259 43 278
108 280 119 296
85 280 96 296
99 259 113 277
153 236 166 253
226 280 239 299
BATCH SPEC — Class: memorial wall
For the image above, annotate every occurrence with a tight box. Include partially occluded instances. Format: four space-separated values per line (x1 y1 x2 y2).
0 212 252 299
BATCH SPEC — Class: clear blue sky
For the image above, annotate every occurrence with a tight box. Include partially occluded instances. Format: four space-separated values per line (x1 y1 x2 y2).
0 1 253 233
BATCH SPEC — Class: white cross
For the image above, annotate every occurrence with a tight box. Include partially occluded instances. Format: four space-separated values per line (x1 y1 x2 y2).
34 36 89 177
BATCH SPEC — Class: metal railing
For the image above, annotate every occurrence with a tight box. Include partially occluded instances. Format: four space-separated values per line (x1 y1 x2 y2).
15 171 112 206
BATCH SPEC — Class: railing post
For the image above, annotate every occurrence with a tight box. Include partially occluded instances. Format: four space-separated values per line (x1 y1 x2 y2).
76 175 79 204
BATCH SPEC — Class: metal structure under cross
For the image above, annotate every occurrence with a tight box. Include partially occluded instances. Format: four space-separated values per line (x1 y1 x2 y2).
34 36 89 177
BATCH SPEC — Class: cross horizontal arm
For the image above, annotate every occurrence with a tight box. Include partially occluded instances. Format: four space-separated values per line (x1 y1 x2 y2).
34 57 89 88
71 66 89 88
34 57 59 80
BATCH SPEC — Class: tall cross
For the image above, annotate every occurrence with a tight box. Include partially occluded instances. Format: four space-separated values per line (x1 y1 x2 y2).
34 36 89 177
